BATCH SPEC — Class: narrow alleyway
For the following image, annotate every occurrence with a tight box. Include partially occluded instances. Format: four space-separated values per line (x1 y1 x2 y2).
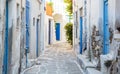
23 42 82 74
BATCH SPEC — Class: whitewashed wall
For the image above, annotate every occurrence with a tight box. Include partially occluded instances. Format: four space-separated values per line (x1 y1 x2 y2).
28 0 41 59
0 0 5 74
53 14 67 43
73 0 120 74
0 0 45 74
44 15 56 46
6 0 23 74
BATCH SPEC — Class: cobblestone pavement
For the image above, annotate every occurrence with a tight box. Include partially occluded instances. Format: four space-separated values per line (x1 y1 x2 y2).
24 42 82 74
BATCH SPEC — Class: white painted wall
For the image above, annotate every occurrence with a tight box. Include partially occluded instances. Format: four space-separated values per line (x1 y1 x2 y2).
40 0 45 52
73 0 84 54
100 0 120 74
0 0 5 73
44 15 56 46
7 0 22 73
0 0 45 73
28 0 41 59
52 0 67 43
53 14 67 42
73 0 120 74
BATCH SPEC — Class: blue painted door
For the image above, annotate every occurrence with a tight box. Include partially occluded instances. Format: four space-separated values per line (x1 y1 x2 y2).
25 0 30 67
80 17 83 54
56 23 60 40
36 19 39 57
48 20 51 44
3 1 9 74
103 0 109 54
26 0 30 51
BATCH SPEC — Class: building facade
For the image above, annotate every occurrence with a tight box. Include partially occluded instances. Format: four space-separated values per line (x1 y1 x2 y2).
44 1 56 46
0 0 6 74
52 0 67 42
0 0 45 74
1 0 26 74
73 0 120 74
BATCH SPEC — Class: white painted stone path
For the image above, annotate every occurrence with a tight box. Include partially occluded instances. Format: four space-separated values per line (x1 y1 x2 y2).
23 42 82 74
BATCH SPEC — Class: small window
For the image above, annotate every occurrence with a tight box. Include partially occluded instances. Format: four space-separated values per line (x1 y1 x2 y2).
115 19 120 32
80 7 83 17
76 12 78 38
33 18 35 26
16 4 20 29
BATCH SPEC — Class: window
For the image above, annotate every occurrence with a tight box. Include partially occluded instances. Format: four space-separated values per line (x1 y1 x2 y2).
115 19 120 32
16 4 20 29
33 17 35 26
76 11 78 38
80 7 83 17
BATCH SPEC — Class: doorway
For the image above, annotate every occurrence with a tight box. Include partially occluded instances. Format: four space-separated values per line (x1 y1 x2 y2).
36 19 39 57
48 20 51 44
3 1 9 74
3 1 13 74
103 0 109 54
80 17 83 54
25 0 30 67
56 23 60 41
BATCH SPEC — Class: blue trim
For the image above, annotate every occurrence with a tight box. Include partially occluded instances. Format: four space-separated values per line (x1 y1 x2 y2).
25 0 30 67
103 0 109 54
56 23 60 41
26 0 30 50
104 0 108 1
3 1 9 74
80 17 83 54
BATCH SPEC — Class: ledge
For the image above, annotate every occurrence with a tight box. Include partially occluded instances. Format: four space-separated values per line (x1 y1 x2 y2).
114 33 120 40
86 68 102 74
77 55 96 71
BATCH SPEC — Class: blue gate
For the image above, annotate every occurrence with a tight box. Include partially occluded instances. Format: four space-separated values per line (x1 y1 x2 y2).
56 23 60 41
36 19 39 57
3 1 9 74
26 0 30 67
103 0 109 54
80 17 83 54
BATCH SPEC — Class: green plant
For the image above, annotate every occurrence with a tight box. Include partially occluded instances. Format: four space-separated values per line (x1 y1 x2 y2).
64 0 73 22
64 0 73 15
64 22 73 45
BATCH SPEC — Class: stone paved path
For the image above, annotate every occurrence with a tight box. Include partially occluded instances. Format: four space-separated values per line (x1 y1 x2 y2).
23 42 82 74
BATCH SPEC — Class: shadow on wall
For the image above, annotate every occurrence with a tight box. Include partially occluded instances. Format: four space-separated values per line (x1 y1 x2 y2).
115 19 120 32
8 25 13 73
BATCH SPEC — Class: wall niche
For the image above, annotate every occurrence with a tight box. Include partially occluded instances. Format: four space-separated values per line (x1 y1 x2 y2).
115 19 120 32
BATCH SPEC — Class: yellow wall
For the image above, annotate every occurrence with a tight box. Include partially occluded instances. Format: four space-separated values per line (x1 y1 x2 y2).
46 2 53 16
